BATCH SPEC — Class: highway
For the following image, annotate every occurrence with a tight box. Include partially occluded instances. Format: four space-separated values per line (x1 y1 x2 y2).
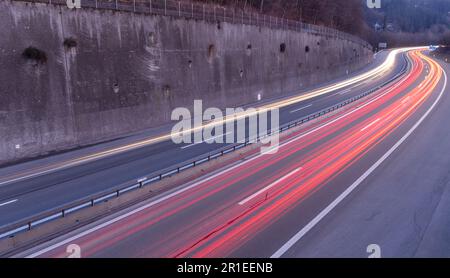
14 48 449 258
0 49 404 228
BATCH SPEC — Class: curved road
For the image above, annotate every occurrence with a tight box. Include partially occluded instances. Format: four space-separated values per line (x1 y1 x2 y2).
0 49 404 227
16 48 450 258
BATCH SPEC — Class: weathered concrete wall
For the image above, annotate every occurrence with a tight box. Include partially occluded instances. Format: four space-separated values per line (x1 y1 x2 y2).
0 1 373 164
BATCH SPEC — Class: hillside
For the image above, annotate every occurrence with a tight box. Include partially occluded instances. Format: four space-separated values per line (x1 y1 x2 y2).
364 0 450 46
194 0 450 47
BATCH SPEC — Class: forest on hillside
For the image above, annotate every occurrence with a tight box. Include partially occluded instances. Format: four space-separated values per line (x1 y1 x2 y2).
193 0 367 36
193 0 450 47
364 0 450 46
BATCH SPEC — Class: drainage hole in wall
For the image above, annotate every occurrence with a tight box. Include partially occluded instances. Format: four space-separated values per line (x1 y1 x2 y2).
207 44 217 62
63 37 77 49
22 46 47 64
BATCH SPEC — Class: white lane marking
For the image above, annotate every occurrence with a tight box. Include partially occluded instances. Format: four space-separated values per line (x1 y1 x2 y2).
238 168 302 206
337 88 352 95
25 65 413 258
0 199 18 207
181 132 232 149
360 118 381 132
271 64 447 258
339 89 352 95
290 104 312 114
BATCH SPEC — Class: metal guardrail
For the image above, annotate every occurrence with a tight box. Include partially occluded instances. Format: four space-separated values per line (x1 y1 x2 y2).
0 53 409 240
12 0 372 50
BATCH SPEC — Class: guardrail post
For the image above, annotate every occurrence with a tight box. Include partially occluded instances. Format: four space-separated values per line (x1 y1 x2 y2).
164 0 167 16
115 0 118 10
224 7 226 22
191 3 193 18
203 4 205 21
214 6 216 21
178 1 181 17
95 0 97 9
149 0 152 13
133 0 136 12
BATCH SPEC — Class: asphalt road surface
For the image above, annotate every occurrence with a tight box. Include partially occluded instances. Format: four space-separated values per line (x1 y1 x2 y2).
0 49 404 227
15 48 450 258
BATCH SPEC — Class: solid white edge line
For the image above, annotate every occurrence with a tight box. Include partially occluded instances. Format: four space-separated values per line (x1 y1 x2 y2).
271 62 447 258
238 168 302 206
25 56 414 258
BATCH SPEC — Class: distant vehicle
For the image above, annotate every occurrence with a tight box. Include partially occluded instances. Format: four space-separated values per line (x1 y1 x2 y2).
429 45 439 51
378 42 388 50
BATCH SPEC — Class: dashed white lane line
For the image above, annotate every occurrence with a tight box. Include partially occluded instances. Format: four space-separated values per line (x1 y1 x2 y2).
238 168 302 206
337 88 352 95
290 104 312 114
0 199 18 207
339 89 352 95
360 118 381 132
270 63 447 258
181 132 232 149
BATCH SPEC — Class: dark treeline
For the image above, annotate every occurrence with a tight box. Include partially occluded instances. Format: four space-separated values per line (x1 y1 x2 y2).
192 0 450 47
194 0 367 37
365 0 450 47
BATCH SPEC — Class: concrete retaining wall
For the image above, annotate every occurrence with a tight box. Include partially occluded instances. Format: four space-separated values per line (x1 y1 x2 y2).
0 0 373 165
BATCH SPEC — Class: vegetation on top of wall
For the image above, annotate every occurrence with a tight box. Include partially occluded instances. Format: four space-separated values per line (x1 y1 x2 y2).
192 0 450 47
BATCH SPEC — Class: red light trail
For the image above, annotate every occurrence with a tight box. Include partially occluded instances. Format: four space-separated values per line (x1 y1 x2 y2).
30 50 444 258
